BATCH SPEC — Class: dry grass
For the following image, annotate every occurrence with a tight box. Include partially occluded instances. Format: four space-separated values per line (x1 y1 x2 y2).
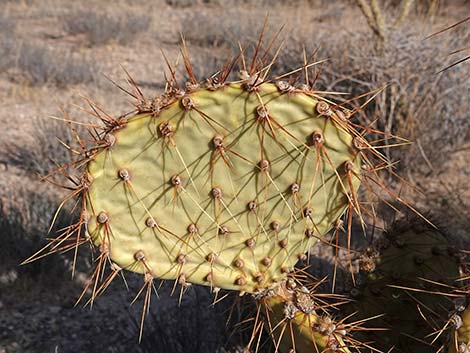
165 0 198 6
0 173 71 281
180 10 275 49
0 115 77 175
166 0 308 6
63 9 151 46
0 34 102 86
0 11 16 72
0 35 15 73
136 286 245 353
0 9 15 31
0 105 89 284
15 43 101 86
317 27 470 174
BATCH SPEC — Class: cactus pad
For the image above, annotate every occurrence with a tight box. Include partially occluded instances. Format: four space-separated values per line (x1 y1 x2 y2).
348 225 461 352
256 277 355 353
85 83 361 293
450 305 470 353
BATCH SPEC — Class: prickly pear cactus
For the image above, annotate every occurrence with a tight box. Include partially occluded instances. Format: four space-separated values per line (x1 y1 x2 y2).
449 303 470 353
257 278 353 353
347 223 462 352
25 33 422 349
86 82 361 294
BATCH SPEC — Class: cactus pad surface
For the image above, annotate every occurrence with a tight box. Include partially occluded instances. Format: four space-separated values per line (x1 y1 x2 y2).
86 83 361 293
258 278 353 353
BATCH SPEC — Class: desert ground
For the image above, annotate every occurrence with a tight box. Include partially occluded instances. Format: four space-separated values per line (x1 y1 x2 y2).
0 0 469 352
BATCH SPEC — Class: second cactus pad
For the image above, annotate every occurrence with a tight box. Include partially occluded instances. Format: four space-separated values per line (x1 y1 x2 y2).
85 82 361 293
348 225 462 352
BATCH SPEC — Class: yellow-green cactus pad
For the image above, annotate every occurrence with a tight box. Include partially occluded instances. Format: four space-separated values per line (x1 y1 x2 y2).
258 279 352 353
85 82 361 293
449 305 470 353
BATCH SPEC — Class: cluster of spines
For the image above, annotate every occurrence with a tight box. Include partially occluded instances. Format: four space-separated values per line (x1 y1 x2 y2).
247 272 383 353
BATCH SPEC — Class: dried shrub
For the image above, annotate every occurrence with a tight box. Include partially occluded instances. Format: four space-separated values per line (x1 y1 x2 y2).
0 11 16 72
0 115 77 176
169 0 320 5
319 28 470 174
0 178 70 281
137 285 251 353
17 43 100 87
271 24 470 175
180 10 277 49
180 12 234 48
165 0 198 7
63 10 151 46
0 111 91 282
0 35 15 72
0 10 15 32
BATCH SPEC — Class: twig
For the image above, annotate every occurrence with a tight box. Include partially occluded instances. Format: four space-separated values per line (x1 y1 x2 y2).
395 0 415 28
